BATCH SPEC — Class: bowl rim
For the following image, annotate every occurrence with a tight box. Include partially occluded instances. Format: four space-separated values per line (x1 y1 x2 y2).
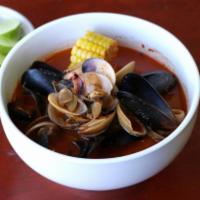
0 12 199 165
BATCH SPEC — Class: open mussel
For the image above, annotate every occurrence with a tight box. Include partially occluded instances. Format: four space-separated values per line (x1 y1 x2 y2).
73 134 106 158
22 61 63 96
25 116 60 148
116 104 147 137
73 120 139 158
143 70 177 94
7 88 42 124
116 61 135 85
117 73 178 135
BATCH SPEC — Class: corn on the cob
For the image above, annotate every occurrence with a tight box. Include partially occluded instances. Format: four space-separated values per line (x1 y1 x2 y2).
69 31 118 69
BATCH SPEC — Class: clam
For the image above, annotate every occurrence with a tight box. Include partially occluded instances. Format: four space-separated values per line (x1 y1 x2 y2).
88 90 107 100
48 91 87 117
116 104 147 137
82 58 116 85
48 104 89 129
116 61 135 84
78 111 116 137
63 58 116 96
22 61 63 96
57 88 73 106
52 79 73 92
118 73 178 133
91 100 103 119
63 72 84 95
48 104 73 128
81 72 113 97
143 70 177 94
102 95 118 114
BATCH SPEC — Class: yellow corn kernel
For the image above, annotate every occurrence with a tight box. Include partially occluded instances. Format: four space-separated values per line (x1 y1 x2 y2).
69 31 118 69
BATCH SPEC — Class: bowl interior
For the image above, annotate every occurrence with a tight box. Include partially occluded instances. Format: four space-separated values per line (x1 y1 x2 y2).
0 13 199 158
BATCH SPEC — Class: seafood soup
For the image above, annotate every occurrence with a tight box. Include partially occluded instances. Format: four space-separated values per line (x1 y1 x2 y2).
8 32 186 158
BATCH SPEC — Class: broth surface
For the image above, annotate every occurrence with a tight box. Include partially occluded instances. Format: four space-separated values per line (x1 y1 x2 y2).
11 46 187 158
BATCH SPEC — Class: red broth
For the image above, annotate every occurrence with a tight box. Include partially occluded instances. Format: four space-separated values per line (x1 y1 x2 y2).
10 47 187 158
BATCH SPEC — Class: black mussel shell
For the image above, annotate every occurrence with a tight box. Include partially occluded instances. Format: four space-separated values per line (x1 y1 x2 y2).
73 139 92 158
30 61 63 80
117 91 177 132
22 61 63 96
35 132 49 148
143 70 177 94
73 134 105 158
119 73 175 119
8 102 36 123
103 131 138 147
74 119 139 158
32 93 47 115
118 73 178 132
33 127 49 148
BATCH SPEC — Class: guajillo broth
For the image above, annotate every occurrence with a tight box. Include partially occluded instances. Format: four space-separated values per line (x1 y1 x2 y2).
9 46 187 158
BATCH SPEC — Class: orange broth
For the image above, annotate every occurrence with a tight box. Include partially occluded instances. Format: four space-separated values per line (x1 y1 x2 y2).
11 46 187 158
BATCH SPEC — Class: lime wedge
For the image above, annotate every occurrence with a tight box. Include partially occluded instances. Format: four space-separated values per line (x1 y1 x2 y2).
0 19 22 40
0 37 16 54
0 53 6 65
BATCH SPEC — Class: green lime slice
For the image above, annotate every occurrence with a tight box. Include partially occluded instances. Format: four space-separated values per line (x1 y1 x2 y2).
0 19 22 40
0 53 6 65
0 37 16 54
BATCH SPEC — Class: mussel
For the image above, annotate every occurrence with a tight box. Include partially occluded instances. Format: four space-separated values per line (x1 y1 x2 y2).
116 104 147 137
116 61 135 85
117 73 178 135
7 87 43 123
73 134 105 158
143 70 177 94
8 102 36 123
73 120 139 158
22 61 63 96
25 116 60 148
18 57 184 158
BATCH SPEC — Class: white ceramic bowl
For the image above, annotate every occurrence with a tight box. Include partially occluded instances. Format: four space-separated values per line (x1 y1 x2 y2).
0 13 199 191
0 6 34 35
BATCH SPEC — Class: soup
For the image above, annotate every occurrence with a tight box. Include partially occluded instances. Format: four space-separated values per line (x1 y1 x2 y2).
8 32 186 158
